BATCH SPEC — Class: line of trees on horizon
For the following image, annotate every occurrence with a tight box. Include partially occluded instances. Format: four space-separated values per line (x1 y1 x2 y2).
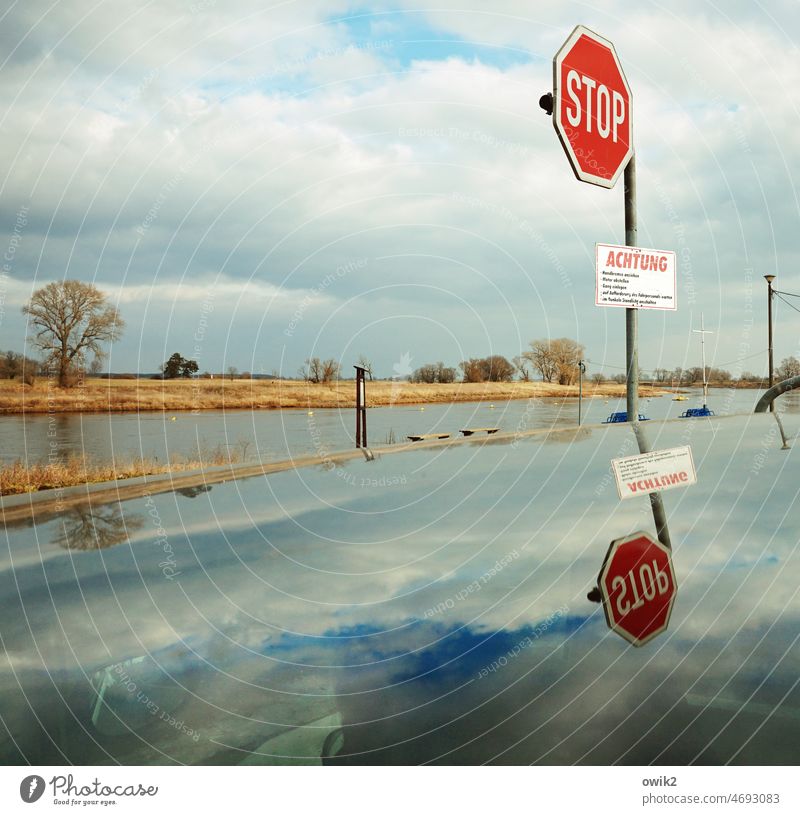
7 280 800 389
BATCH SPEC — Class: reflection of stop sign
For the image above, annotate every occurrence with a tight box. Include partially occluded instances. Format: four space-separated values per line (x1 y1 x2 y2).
598 531 676 646
553 25 633 189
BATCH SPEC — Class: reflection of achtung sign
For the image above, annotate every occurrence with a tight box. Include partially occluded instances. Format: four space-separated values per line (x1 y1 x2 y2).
612 445 696 500
595 242 676 310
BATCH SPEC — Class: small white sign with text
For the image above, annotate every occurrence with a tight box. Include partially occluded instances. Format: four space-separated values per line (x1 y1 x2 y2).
596 243 677 310
612 445 696 500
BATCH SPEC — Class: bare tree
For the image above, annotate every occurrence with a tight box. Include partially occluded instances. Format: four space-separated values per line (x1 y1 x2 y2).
356 355 374 380
411 361 456 383
320 358 340 383
549 339 585 385
482 355 515 382
2 350 21 379
524 338 584 384
88 356 103 376
436 361 456 383
776 356 800 381
459 358 484 383
227 365 239 380
513 354 531 381
523 340 558 383
591 372 605 384
303 357 323 383
23 281 123 387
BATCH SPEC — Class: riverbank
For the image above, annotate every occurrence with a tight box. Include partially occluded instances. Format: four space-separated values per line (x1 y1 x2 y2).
0 378 670 414
0 446 246 496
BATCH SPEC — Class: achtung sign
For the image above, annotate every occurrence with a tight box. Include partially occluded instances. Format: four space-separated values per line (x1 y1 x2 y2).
611 445 696 500
595 243 676 310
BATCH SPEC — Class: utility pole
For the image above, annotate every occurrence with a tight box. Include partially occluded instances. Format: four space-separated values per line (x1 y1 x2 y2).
765 275 776 413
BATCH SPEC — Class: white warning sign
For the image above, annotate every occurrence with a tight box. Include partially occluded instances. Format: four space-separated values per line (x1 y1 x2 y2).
612 445 696 501
596 243 677 310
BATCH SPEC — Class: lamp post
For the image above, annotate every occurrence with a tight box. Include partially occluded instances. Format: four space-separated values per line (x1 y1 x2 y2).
578 359 586 425
765 275 776 413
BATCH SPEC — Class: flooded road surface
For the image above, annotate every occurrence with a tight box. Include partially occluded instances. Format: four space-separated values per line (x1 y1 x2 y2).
2 412 799 764
2 386 795 466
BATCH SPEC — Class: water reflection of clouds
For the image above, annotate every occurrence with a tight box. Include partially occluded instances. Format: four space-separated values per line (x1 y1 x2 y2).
2 413 799 763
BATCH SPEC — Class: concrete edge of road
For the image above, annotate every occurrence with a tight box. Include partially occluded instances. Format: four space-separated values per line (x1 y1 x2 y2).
0 412 765 527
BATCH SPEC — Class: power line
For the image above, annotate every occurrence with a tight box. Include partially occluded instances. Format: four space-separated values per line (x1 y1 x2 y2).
775 292 800 315
588 347 767 372
774 288 800 299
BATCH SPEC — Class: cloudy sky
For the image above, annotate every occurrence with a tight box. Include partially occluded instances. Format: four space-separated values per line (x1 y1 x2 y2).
1 0 799 378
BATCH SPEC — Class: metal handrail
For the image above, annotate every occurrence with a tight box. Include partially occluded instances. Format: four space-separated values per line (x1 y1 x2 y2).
754 375 800 413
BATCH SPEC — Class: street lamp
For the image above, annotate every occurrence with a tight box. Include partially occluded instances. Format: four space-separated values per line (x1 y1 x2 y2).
578 359 586 425
765 275 776 413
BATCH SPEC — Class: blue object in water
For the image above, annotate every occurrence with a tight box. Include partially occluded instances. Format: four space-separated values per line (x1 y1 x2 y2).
602 411 650 423
680 406 715 418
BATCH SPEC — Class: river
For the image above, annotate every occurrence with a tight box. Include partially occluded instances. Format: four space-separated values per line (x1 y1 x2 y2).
2 385 797 466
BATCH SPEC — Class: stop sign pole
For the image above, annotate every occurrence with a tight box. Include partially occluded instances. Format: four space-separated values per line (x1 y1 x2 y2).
542 25 671 549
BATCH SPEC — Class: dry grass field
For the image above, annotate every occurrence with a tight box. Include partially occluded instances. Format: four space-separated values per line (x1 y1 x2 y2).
0 446 244 496
0 377 668 415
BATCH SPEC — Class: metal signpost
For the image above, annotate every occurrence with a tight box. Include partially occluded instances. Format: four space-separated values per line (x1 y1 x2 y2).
549 25 639 424
354 365 367 448
545 24 672 552
597 531 677 647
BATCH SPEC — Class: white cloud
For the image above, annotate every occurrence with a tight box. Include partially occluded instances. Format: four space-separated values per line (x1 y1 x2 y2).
2 2 799 374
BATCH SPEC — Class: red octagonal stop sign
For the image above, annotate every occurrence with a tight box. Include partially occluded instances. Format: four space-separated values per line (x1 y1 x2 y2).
598 531 677 646
553 25 633 189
